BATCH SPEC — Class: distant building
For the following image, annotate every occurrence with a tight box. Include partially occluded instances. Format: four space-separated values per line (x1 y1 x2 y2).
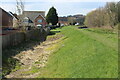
74 14 85 25
0 7 13 28
73 14 84 18
67 14 85 25
21 11 47 27
58 17 68 25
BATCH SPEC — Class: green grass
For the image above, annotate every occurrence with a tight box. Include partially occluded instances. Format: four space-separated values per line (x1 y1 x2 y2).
21 66 40 74
37 26 118 78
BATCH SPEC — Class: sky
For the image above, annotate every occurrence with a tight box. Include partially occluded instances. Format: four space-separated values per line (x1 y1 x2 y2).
0 0 119 16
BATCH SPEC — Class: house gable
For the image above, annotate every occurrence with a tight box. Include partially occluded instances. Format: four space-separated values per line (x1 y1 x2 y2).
34 15 46 27
23 11 45 22
21 11 46 27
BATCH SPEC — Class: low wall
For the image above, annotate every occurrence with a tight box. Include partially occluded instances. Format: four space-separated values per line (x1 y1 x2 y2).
2 28 50 49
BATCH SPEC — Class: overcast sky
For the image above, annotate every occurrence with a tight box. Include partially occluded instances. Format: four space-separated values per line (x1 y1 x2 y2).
0 0 119 16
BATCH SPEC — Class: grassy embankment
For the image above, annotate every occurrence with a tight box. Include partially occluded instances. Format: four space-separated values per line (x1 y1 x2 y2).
38 26 118 78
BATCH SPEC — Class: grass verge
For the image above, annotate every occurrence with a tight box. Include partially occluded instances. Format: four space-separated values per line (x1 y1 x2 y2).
38 26 118 78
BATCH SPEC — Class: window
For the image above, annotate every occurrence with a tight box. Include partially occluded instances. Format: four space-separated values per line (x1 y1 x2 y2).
38 19 42 23
24 20 28 23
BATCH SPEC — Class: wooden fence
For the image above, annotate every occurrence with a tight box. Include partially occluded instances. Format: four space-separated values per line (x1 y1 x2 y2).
2 28 50 49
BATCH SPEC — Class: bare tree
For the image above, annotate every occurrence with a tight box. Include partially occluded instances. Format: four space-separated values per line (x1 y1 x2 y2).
15 0 25 29
85 2 119 28
105 2 118 28
16 0 24 15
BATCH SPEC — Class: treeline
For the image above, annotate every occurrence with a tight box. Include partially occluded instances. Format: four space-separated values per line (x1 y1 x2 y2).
84 2 120 28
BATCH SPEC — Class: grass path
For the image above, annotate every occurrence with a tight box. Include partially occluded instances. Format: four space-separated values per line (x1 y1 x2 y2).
38 26 118 78
79 28 118 51
4 26 118 78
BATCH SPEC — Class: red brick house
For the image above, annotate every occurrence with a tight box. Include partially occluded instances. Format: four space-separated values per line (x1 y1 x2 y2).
34 15 47 27
22 11 47 27
0 7 13 28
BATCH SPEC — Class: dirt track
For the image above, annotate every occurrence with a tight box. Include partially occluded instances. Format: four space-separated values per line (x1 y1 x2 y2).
5 34 63 78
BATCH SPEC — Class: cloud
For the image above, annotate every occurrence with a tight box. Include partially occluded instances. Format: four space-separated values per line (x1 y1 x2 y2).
48 0 119 2
1 0 119 2
0 1 104 16
0 3 16 13
0 0 118 16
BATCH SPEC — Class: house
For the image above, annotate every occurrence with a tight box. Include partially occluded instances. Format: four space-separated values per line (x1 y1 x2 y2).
58 17 68 25
21 11 47 27
0 7 13 28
